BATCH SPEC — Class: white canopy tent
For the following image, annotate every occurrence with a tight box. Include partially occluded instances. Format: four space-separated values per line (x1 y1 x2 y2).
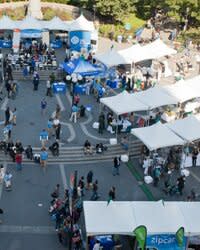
134 86 178 110
118 44 141 62
19 16 43 30
166 115 200 142
162 80 198 103
84 201 200 236
46 16 69 31
0 16 16 30
100 91 149 115
138 39 177 62
94 48 132 68
131 122 184 151
69 14 95 31
185 75 200 93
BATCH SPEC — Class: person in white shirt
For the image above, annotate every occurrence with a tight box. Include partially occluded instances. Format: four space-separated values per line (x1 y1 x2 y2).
93 240 101 250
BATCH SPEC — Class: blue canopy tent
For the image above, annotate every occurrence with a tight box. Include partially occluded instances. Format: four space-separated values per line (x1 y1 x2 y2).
62 58 102 77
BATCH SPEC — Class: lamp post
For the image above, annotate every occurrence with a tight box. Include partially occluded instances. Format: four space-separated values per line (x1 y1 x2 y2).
93 5 96 22
71 76 78 104
184 7 190 31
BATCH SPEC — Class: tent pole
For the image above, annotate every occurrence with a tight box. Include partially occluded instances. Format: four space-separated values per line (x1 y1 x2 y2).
116 115 118 140
85 236 89 250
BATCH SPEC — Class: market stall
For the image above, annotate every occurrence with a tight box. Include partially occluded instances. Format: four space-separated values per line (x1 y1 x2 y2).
84 201 200 250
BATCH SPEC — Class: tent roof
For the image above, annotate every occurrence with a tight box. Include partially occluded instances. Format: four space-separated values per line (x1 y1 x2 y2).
166 115 200 142
134 86 177 109
162 80 197 103
46 16 69 31
100 91 149 115
84 201 200 236
131 122 184 151
141 39 177 61
94 48 131 67
118 44 141 62
69 14 95 31
63 58 102 76
19 16 42 30
0 16 16 30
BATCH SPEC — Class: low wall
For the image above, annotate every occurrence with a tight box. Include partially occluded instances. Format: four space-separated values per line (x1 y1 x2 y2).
0 1 93 20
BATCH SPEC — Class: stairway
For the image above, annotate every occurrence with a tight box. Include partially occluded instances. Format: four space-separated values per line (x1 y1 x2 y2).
12 69 59 81
0 140 142 165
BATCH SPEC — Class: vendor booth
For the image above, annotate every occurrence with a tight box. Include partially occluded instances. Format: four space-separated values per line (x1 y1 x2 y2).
69 14 95 52
84 201 200 250
0 16 15 48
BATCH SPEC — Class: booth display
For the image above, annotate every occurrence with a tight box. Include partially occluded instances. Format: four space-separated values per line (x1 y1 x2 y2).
50 39 62 49
53 82 66 94
0 40 12 48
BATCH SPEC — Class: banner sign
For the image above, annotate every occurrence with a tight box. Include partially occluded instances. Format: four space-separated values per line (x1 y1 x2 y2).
0 40 12 48
21 29 42 38
50 40 62 49
69 31 91 52
146 234 187 250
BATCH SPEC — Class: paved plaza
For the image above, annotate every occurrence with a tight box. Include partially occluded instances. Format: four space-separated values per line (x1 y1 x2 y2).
0 45 200 249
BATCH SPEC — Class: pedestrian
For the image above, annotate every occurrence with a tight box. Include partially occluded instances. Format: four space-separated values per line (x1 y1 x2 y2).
39 129 48 148
55 123 61 141
0 207 3 224
192 147 198 167
40 147 48 170
78 176 85 196
41 98 47 115
86 170 93 190
55 104 61 119
4 171 12 191
113 156 120 176
153 167 161 187
5 81 11 98
47 118 53 138
108 186 116 201
90 180 99 200
0 164 5 184
93 240 101 250
46 77 52 97
33 71 40 90
51 184 60 200
15 151 22 170
98 112 105 134
25 145 33 160
5 106 10 125
12 107 17 125
70 104 79 123
177 176 185 196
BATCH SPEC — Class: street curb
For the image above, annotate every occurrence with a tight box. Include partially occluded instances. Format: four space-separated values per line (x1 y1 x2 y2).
126 161 155 201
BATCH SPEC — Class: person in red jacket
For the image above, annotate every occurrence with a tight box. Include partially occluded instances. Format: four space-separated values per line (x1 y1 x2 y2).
15 152 22 170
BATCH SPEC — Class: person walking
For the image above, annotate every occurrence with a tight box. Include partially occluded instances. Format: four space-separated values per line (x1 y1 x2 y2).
90 180 99 200
15 151 22 170
41 98 47 115
192 147 198 167
113 156 120 176
5 107 10 125
33 71 40 90
40 129 48 148
70 104 79 123
98 112 105 134
40 147 48 170
0 207 3 224
47 118 53 138
55 123 61 141
108 186 116 201
177 176 185 196
46 77 52 97
4 171 12 191
86 170 93 190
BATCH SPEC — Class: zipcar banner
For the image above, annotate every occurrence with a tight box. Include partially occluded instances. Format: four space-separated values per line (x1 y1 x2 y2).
21 29 42 38
146 234 187 250
69 31 91 51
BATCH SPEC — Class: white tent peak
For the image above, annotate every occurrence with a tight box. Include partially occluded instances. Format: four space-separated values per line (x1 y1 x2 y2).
47 16 68 31
70 14 95 31
19 16 42 30
0 15 16 30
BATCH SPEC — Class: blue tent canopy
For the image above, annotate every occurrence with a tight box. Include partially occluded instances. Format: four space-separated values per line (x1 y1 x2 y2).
62 58 102 76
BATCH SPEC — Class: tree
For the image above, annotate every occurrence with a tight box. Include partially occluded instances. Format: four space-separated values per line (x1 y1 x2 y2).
95 0 133 22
